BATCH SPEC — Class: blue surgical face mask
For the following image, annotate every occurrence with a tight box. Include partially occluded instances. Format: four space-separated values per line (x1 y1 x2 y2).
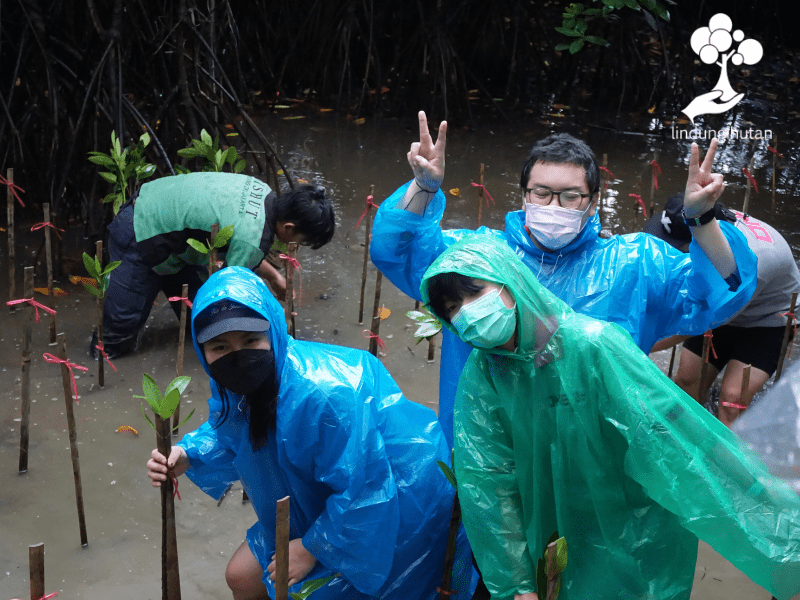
451 288 516 349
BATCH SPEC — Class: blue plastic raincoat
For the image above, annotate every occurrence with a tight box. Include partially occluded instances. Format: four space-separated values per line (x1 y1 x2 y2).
371 181 757 445
177 266 473 599
420 235 800 600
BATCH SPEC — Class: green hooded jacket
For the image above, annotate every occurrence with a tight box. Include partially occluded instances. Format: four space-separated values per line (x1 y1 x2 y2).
420 234 800 600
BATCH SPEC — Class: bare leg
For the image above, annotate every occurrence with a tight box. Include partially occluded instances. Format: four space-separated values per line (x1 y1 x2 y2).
226 540 269 600
673 346 720 403
717 360 770 428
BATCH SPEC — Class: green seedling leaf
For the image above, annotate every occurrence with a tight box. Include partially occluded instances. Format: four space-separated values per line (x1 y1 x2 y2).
201 129 213 147
414 322 441 339
175 165 192 175
187 238 210 254
99 171 117 184
142 373 163 414
83 283 103 297
289 574 338 600
173 408 196 431
584 36 609 45
160 388 181 419
165 375 191 397
555 537 568 575
141 403 157 431
555 26 582 37
88 153 115 167
139 131 151 147
437 460 457 489
113 195 125 215
214 224 235 248
82 252 100 279
235 159 246 173
137 164 157 179
555 43 571 51
101 260 122 276
569 38 585 53
177 148 204 159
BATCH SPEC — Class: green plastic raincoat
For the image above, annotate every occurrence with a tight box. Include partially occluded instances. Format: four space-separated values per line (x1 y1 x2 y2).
420 235 800 600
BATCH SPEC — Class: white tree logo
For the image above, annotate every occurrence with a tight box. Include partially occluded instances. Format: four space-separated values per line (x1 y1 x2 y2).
681 13 763 125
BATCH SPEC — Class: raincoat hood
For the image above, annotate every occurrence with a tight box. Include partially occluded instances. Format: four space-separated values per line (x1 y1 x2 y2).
421 234 567 365
191 266 288 379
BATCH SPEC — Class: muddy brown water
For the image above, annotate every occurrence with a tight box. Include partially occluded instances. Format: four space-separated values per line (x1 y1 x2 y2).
2 109 799 599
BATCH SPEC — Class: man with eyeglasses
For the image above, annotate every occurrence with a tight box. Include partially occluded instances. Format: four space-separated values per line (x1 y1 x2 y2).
370 111 756 451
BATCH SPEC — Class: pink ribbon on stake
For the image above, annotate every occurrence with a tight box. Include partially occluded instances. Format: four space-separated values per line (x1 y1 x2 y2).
0 173 25 207
42 353 88 404
742 167 759 194
168 296 193 309
31 221 65 239
628 194 648 218
354 194 379 229
703 330 719 363
279 253 302 307
170 471 182 501
6 297 57 322
362 329 388 353
471 182 495 207
650 160 662 190
720 401 748 411
599 166 616 192
11 592 59 600
767 146 784 158
95 341 117 371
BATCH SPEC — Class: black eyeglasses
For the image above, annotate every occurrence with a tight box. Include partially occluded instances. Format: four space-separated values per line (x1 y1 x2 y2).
523 186 592 209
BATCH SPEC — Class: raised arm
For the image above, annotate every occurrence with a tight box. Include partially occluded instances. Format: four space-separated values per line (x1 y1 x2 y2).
683 139 736 281
400 111 448 214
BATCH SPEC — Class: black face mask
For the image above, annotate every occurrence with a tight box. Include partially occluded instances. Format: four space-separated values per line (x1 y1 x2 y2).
207 348 276 396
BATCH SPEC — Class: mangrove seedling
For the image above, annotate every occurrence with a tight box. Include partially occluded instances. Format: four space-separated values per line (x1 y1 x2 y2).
187 224 235 257
88 131 156 214
136 374 194 600
406 309 442 344
536 531 568 600
82 252 121 299
290 574 339 600
176 129 247 174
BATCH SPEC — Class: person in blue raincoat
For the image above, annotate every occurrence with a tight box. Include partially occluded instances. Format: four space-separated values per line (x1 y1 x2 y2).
146 266 472 600
370 111 757 447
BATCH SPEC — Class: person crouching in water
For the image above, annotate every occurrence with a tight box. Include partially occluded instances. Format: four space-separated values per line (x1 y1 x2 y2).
420 234 800 600
146 266 473 600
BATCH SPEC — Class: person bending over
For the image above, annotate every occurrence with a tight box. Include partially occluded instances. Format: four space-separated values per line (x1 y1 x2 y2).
146 266 472 600
420 234 800 600
98 172 335 358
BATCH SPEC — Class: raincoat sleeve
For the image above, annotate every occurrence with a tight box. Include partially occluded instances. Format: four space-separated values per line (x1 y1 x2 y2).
454 354 538 599
283 376 401 595
597 325 800 600
176 390 240 501
369 180 454 301
647 221 757 346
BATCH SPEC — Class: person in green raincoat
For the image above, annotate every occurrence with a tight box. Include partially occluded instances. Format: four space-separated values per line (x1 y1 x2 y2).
420 234 800 600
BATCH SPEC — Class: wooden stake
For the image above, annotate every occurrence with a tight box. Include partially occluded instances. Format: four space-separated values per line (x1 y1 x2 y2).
649 150 658 217
96 240 105 388
633 175 643 228
427 334 436 363
358 185 375 325
740 364 751 403
208 223 219 276
243 489 249 504
155 413 181 600
19 267 34 473
7 168 15 312
29 542 45 600
601 154 609 208
283 242 298 337
775 292 798 382
57 334 89 547
173 283 189 436
368 271 383 356
44 204 57 345
698 332 711 404
771 134 778 211
438 492 462 600
275 496 291 600
476 163 485 228
667 345 677 379
742 155 756 214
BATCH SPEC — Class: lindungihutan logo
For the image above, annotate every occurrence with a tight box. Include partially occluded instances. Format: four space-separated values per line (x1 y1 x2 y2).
681 13 763 125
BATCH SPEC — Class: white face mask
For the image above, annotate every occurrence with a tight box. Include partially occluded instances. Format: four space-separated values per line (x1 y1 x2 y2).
524 201 593 250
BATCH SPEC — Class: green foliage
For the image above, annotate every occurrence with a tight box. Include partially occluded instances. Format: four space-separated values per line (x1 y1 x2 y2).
536 532 568 598
135 374 195 432
187 224 235 255
88 131 156 214
82 252 121 298
289 574 339 600
437 449 457 489
555 0 671 53
406 309 442 344
176 129 247 174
